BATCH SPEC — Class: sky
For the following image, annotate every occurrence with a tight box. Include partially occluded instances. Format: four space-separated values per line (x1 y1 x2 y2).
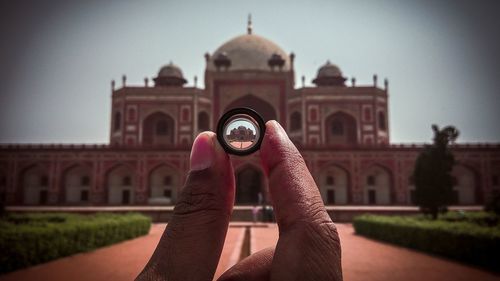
0 0 499 144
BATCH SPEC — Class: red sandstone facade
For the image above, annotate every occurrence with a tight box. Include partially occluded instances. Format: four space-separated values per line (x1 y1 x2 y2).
1 22 499 206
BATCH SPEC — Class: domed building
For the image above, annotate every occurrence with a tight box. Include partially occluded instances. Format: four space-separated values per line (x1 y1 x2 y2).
1 18 499 212
313 61 346 86
154 62 187 87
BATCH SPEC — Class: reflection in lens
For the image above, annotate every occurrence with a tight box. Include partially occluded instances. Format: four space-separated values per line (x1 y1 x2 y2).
217 107 265 156
223 115 259 151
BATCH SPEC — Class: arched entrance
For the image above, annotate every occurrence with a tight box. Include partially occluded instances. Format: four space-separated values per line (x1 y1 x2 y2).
451 165 477 205
148 165 178 205
63 165 91 204
198 111 210 132
142 112 175 146
325 112 358 145
106 165 135 205
362 165 393 205
21 165 50 205
320 165 350 204
236 166 263 204
225 95 277 122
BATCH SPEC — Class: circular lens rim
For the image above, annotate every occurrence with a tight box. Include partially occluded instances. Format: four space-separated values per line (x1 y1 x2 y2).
217 107 266 156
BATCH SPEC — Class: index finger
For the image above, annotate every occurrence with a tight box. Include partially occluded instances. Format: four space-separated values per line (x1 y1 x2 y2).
260 121 330 231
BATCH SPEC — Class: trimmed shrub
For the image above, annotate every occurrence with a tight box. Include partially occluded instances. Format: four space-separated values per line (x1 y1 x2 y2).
0 212 151 274
353 214 500 271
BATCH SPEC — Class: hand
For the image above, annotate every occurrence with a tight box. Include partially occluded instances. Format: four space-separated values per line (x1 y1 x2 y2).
136 121 342 281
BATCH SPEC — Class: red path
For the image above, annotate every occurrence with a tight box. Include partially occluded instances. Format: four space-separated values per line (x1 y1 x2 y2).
1 223 498 281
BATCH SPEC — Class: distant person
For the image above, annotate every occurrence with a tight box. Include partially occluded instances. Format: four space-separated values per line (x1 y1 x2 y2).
251 205 259 223
136 121 342 281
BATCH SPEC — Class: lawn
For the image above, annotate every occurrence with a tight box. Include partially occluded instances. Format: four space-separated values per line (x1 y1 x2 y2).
353 211 500 271
0 212 151 274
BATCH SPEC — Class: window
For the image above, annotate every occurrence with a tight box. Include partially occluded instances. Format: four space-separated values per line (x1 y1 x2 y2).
114 112 121 131
326 175 335 185
127 108 136 122
198 112 210 131
122 190 131 204
310 108 317 122
368 190 376 204
156 120 168 135
164 189 172 198
40 190 48 205
327 190 335 204
122 176 131 186
163 176 172 186
290 112 302 131
40 176 49 187
364 107 372 121
182 108 190 122
331 120 344 135
378 112 386 130
80 190 89 201
367 175 375 186
81 176 90 186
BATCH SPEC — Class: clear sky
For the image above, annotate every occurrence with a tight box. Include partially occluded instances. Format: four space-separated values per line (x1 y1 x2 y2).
0 0 499 144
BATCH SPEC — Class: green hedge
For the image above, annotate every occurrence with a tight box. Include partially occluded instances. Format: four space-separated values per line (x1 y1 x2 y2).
353 214 500 271
0 213 151 274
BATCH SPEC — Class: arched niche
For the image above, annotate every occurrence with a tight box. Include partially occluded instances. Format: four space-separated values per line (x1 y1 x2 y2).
235 165 264 205
361 165 393 205
225 94 277 122
21 165 50 205
63 165 92 204
325 112 358 145
319 165 350 204
142 112 175 146
106 165 136 205
451 165 478 205
148 165 179 205
198 111 210 132
290 111 302 131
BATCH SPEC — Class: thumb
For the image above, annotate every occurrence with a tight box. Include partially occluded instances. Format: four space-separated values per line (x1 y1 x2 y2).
136 132 235 281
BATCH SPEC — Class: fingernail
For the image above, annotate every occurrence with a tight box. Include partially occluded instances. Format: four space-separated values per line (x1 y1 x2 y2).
190 133 215 171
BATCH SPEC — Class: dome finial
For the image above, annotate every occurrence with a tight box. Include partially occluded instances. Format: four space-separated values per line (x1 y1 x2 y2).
247 13 253 34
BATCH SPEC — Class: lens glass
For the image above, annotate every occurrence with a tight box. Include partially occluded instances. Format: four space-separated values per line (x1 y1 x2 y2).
222 114 260 152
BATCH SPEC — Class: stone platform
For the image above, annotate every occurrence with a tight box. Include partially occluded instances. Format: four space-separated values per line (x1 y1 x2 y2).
5 205 483 222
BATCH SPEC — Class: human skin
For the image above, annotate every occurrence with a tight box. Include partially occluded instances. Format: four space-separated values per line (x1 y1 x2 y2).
136 121 342 281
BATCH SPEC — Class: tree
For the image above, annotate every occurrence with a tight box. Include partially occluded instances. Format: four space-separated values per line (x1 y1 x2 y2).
413 125 459 219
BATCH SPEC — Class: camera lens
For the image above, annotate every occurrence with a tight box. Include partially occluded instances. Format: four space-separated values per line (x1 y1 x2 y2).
216 107 265 156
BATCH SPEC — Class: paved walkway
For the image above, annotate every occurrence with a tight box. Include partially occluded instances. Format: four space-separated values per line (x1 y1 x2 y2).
251 224 500 281
0 224 245 281
1 223 498 281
